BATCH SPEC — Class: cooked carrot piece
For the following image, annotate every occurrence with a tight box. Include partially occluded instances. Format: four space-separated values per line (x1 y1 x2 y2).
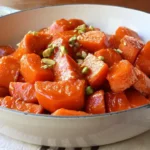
9 82 37 103
0 97 4 105
48 19 85 35
0 56 20 88
107 35 119 49
13 32 52 59
82 54 108 88
119 35 144 64
133 67 150 96
1 96 43 114
107 60 137 92
85 90 105 114
35 80 85 112
115 26 141 42
52 108 89 116
20 54 54 83
54 54 82 81
0 87 9 97
0 46 15 57
135 41 150 76
105 92 131 112
94 48 122 67
78 31 108 52
125 89 149 108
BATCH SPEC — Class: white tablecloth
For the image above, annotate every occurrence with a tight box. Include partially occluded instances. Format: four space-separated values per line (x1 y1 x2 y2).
0 6 150 150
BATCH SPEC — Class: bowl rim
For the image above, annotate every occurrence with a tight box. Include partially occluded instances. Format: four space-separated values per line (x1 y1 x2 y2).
0 4 149 119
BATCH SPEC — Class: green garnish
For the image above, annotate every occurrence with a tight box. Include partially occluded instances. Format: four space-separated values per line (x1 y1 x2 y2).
81 51 87 59
89 25 94 30
82 67 89 74
60 46 68 54
77 59 84 65
28 31 38 36
74 24 86 34
41 58 55 69
86 86 94 95
114 49 122 54
69 36 77 47
98 56 105 61
42 44 56 58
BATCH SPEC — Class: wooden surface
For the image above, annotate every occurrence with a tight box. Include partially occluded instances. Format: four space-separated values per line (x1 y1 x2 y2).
0 0 150 13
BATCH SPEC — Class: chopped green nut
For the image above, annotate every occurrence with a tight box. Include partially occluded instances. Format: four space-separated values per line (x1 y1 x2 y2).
60 46 68 54
76 52 81 57
42 48 53 58
41 65 52 69
98 56 105 61
89 25 94 30
77 59 83 65
74 24 86 34
28 31 38 36
82 66 89 74
114 49 122 54
81 51 87 58
41 58 55 68
69 36 77 47
86 86 94 95
48 43 57 49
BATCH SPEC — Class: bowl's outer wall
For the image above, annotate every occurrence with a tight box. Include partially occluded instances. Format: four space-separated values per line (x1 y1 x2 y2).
0 5 150 147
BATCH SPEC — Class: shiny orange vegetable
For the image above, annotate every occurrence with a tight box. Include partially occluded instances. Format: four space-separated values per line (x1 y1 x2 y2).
0 87 9 97
1 96 43 114
125 89 149 108
94 48 122 67
119 35 144 64
85 90 105 114
35 80 85 112
105 92 131 112
78 31 108 52
135 41 150 76
20 54 54 83
133 67 150 96
9 82 37 103
82 54 108 88
52 108 89 116
0 56 20 88
107 60 137 92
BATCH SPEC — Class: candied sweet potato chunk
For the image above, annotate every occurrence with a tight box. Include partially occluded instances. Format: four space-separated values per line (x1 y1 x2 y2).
35 80 85 112
52 108 88 116
105 92 131 112
0 56 20 88
125 89 149 108
85 90 105 114
133 67 150 96
9 82 37 103
78 31 108 52
0 87 9 97
94 48 122 67
119 35 144 64
54 54 82 81
115 26 141 42
20 54 53 83
0 46 15 57
135 41 150 76
82 54 108 88
107 60 137 92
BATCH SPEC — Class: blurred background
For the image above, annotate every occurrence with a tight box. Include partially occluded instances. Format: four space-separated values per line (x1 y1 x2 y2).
0 0 149 12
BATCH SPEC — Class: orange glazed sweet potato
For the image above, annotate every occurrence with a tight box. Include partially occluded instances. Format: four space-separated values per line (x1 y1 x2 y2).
78 31 108 52
9 82 37 103
105 92 131 112
135 41 150 76
35 80 85 112
52 108 89 116
107 60 137 92
0 46 15 58
82 54 108 88
86 90 105 114
119 35 144 64
125 89 149 108
0 56 20 88
20 54 54 83
94 48 122 67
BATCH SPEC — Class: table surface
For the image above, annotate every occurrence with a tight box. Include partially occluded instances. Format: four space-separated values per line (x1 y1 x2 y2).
0 0 149 12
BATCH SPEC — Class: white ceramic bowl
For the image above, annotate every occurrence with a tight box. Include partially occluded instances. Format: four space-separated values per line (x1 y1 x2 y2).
0 4 150 147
